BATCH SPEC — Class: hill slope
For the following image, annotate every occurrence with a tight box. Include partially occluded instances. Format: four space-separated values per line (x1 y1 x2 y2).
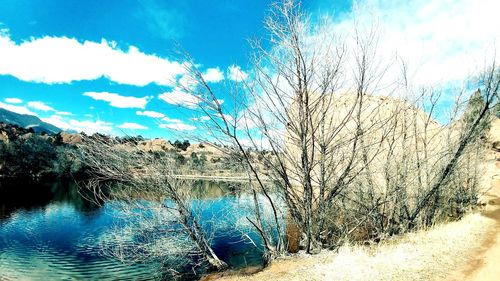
0 108 61 134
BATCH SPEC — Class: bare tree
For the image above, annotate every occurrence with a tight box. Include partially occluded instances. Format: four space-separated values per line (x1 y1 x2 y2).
77 136 228 272
408 63 499 228
77 0 498 274
176 0 391 254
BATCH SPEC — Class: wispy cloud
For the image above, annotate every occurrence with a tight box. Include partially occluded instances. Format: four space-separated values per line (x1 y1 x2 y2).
0 101 36 115
324 0 500 87
27 101 55 111
136 110 183 125
158 89 199 108
162 116 182 123
159 122 196 131
26 101 72 116
0 31 186 86
56 111 73 116
41 115 113 134
40 115 72 131
227 65 247 82
136 110 165 118
152 112 195 131
118 122 149 130
190 116 211 121
4 97 22 104
137 0 186 40
84 92 150 109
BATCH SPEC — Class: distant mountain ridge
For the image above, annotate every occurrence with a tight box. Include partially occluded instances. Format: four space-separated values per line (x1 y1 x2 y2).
0 107 61 134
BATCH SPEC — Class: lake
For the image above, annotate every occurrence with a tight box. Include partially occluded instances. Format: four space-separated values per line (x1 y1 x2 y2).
0 180 272 280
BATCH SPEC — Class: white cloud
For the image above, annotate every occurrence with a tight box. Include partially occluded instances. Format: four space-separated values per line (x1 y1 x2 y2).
153 108 195 130
178 73 198 89
0 33 186 86
136 110 165 118
158 89 199 109
40 115 68 130
162 116 182 123
4 97 22 104
237 114 258 129
202 67 224 83
158 115 195 130
41 114 113 134
220 113 233 122
83 91 150 109
0 101 36 115
69 119 113 134
117 122 149 130
325 0 500 87
56 111 72 116
27 101 55 111
136 110 183 124
189 115 212 122
25 101 72 116
159 123 196 131
227 65 247 82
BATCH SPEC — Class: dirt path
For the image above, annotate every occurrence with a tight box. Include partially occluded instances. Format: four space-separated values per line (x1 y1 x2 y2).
449 156 500 281
212 212 495 281
448 116 500 281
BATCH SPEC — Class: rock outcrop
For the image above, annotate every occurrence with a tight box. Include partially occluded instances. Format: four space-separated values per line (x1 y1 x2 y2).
61 132 82 144
137 138 175 152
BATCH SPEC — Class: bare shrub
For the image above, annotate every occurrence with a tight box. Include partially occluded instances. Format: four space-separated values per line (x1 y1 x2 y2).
77 136 228 272
77 0 499 274
174 0 498 252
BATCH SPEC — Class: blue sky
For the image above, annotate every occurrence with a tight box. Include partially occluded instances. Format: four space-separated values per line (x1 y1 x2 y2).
0 0 498 138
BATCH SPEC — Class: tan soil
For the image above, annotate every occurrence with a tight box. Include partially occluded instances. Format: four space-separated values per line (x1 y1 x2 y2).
448 135 500 281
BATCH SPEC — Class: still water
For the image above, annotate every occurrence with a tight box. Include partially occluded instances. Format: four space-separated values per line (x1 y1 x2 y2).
0 180 267 280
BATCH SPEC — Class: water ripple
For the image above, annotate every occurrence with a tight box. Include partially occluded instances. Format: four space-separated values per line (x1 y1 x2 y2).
0 202 161 280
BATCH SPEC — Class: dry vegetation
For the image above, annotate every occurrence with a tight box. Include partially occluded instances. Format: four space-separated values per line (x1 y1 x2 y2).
213 213 495 281
179 0 497 260
211 119 500 280
77 0 499 278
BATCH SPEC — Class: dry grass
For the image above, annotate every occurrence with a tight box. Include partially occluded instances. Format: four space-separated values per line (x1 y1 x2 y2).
208 118 500 281
216 212 496 281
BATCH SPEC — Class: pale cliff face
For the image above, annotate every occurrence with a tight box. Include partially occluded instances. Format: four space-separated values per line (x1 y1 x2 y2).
284 92 451 197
